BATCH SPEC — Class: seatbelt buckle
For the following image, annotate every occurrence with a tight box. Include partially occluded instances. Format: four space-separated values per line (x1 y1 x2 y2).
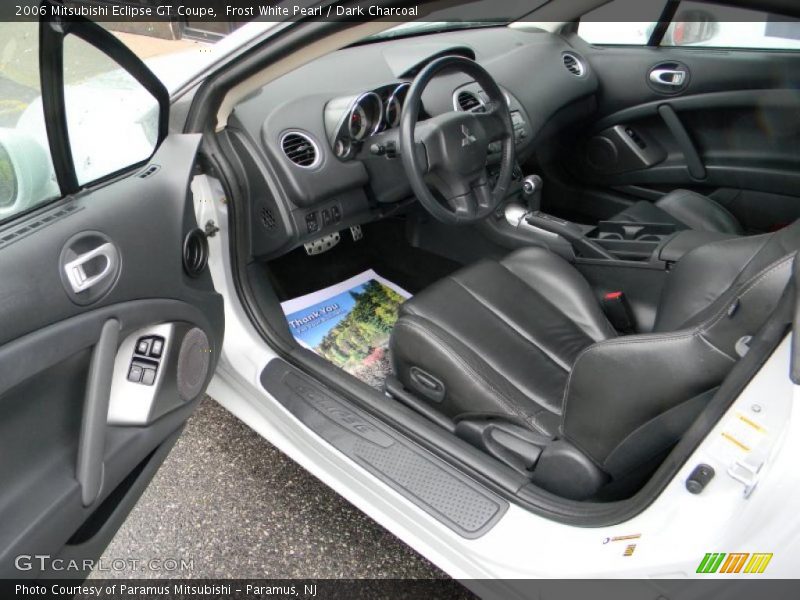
602 291 635 334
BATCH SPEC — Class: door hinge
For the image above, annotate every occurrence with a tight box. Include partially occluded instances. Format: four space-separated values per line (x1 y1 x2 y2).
204 220 220 238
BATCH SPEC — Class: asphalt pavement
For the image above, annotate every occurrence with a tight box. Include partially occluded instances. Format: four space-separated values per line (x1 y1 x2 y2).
92 397 458 580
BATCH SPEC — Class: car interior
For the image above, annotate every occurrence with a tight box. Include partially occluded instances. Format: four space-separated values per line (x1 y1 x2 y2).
1 0 800 580
204 2 800 506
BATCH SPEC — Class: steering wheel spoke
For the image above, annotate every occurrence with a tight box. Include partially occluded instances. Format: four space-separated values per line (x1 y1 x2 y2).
440 170 493 222
475 101 511 142
399 56 515 225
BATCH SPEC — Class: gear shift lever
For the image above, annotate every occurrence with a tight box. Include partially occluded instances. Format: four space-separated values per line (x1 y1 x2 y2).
522 174 543 213
517 173 615 260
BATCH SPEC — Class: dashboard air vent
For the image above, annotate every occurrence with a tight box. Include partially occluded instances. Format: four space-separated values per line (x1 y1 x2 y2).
563 53 585 77
456 90 484 112
280 132 319 168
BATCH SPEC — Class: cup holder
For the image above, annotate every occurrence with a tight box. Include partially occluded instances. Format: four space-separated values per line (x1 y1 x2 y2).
591 221 677 261
594 221 676 242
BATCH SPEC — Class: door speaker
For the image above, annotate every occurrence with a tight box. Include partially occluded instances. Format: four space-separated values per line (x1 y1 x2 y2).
177 328 211 402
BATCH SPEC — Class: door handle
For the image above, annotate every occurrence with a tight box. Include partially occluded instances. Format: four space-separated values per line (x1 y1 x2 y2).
64 242 119 294
649 69 687 86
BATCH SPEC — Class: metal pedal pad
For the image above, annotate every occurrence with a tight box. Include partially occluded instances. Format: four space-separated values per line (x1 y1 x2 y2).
304 232 341 255
350 225 363 242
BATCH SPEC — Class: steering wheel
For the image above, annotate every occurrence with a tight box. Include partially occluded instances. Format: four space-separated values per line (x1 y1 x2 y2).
399 56 515 225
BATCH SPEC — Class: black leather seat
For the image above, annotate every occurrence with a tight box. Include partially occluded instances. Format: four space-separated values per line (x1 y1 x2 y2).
610 189 743 235
391 221 798 499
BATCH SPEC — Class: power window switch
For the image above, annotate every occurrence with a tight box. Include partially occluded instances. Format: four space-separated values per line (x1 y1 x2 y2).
150 338 164 358
136 338 150 355
141 368 157 386
127 364 144 383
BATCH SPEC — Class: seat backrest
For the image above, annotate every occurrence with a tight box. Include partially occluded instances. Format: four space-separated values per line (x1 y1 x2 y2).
655 220 800 333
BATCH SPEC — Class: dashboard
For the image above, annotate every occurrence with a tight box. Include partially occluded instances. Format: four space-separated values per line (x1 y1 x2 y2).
223 27 599 259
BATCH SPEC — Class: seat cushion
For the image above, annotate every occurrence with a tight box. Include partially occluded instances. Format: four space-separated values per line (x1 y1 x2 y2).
390 246 615 436
611 189 743 235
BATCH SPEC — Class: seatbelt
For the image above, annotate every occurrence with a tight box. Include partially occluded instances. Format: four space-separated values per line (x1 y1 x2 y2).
601 291 635 334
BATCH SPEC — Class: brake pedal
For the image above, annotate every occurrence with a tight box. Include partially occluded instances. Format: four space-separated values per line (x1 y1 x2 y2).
350 225 363 242
304 232 340 255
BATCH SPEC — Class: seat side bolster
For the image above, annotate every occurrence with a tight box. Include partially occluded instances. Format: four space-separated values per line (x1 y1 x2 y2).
656 189 743 235
560 331 734 471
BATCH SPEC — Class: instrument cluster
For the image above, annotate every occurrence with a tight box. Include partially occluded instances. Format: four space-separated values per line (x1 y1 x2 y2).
326 82 414 160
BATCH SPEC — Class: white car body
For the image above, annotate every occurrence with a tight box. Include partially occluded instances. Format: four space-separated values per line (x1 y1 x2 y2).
192 174 800 583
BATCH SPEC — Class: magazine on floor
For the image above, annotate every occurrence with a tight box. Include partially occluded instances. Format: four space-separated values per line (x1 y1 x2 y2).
280 270 412 389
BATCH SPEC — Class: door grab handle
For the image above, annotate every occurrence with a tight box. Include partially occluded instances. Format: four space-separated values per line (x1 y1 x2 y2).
64 242 118 294
649 69 686 86
77 319 120 506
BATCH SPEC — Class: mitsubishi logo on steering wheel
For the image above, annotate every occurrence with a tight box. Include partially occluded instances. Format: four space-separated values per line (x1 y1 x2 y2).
461 125 477 147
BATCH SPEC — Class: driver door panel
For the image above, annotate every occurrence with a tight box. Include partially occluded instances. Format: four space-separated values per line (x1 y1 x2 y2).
0 19 223 579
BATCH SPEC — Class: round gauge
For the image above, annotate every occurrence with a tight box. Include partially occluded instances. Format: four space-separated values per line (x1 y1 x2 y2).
348 104 368 141
385 96 402 129
343 92 382 142
334 138 352 159
384 83 409 129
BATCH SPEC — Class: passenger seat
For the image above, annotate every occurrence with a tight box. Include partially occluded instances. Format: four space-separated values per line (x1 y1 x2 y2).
610 189 743 235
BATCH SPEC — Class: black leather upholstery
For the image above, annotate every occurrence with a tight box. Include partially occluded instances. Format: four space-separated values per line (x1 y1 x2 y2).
611 189 743 235
391 221 799 497
390 247 615 437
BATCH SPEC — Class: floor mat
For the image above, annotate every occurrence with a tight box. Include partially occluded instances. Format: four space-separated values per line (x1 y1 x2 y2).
280 270 411 389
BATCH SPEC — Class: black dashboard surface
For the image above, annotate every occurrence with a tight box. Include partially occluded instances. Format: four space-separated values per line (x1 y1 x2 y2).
224 26 598 258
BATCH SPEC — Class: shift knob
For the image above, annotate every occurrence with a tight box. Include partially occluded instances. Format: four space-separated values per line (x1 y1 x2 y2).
522 175 542 196
522 175 543 212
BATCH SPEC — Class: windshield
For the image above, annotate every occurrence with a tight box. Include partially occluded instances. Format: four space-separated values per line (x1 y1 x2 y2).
361 0 549 42
365 21 507 42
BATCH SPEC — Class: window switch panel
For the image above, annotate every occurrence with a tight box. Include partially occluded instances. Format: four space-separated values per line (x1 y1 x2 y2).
129 335 166 386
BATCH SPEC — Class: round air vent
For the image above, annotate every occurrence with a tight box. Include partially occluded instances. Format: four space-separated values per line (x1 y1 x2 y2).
455 90 485 112
562 52 586 77
280 131 320 168
182 228 208 278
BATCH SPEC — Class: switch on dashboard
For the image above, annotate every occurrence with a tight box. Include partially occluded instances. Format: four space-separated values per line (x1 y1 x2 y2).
305 211 319 233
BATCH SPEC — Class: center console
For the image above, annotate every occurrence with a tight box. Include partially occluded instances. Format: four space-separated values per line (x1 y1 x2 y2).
500 175 737 266
490 176 740 332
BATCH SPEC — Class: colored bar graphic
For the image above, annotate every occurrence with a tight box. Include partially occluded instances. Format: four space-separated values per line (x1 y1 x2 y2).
720 553 749 573
744 553 773 574
697 552 773 574
697 553 724 573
